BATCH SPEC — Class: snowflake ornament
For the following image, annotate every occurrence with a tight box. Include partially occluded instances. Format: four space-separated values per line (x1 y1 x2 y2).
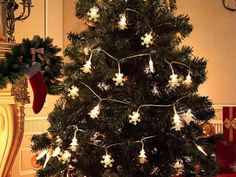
68 86 79 99
87 6 100 22
168 73 180 88
118 13 127 30
81 60 92 73
88 103 101 119
129 111 141 125
101 153 114 168
141 33 154 48
112 72 126 86
97 82 110 91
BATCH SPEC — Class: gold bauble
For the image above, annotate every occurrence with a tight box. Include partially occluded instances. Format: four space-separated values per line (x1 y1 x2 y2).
202 122 215 137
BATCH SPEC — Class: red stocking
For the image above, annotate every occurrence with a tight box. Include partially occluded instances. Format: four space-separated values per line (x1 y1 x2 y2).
26 63 48 114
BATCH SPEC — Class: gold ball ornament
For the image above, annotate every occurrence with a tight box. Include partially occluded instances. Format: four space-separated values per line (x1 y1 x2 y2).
202 122 215 137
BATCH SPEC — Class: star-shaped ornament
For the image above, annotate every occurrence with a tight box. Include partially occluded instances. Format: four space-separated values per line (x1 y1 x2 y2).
68 86 79 99
101 153 114 168
87 6 100 22
141 33 154 48
129 111 141 125
112 72 126 86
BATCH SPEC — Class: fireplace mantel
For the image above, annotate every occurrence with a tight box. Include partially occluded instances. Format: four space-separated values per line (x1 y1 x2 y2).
0 43 30 177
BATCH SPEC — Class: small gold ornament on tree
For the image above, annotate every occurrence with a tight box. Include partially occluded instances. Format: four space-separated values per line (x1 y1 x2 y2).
202 122 215 137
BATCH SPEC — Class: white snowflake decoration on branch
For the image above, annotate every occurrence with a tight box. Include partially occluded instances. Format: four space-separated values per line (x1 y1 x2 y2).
129 111 141 125
112 72 126 86
87 6 100 22
141 33 154 48
101 153 114 168
68 86 79 99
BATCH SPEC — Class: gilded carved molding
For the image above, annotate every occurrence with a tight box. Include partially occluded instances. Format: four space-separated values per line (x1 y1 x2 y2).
11 77 30 105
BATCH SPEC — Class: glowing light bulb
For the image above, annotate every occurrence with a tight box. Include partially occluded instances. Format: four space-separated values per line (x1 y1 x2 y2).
183 73 192 86
88 103 101 119
118 13 127 30
81 60 92 73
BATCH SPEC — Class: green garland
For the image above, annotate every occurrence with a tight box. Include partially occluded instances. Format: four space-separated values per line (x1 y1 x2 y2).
0 35 63 95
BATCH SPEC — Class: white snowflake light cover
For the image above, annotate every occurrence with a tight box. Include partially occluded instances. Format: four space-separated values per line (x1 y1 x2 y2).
101 153 114 168
87 6 100 22
141 33 154 48
68 86 79 99
118 13 127 30
168 73 180 88
129 111 141 125
112 72 126 86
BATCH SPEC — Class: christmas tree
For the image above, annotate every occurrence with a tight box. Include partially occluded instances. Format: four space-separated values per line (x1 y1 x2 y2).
31 0 218 176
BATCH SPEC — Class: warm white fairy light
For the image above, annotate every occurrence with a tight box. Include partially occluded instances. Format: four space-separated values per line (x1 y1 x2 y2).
181 109 194 124
81 60 92 73
129 111 141 125
195 144 207 156
101 151 114 168
141 32 154 48
173 105 183 131
68 86 79 99
87 6 100 22
183 73 192 86
61 150 72 163
139 141 148 164
70 126 79 152
174 159 184 175
97 82 110 91
88 103 101 119
52 146 61 157
169 73 180 88
36 150 52 168
112 72 126 86
148 57 155 73
118 13 127 30
151 84 160 96
56 136 63 144
83 47 90 56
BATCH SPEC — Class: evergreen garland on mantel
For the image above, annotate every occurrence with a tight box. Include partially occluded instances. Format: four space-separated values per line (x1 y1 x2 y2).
0 35 63 95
